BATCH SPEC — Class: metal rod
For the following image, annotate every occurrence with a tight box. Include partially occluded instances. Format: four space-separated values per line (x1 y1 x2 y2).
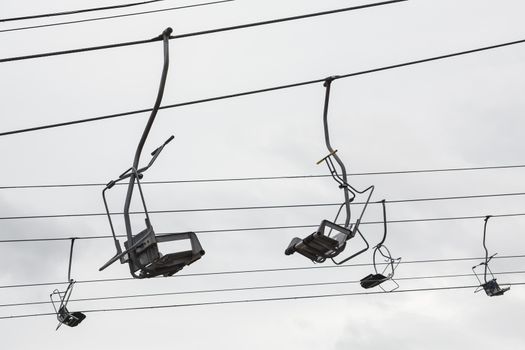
67 238 76 281
322 77 351 228
377 199 387 247
482 215 491 283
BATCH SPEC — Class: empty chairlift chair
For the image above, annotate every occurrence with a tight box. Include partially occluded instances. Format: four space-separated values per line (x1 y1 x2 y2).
98 28 204 279
472 216 510 297
285 77 375 265
50 238 86 330
360 200 401 291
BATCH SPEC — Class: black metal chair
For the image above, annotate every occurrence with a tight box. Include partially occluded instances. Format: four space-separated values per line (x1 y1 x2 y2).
472 216 510 297
360 200 401 291
98 28 204 279
359 246 400 291
51 293 86 329
51 282 86 329
284 77 374 265
50 239 86 330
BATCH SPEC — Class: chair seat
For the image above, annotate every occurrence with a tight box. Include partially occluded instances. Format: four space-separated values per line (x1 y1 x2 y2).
125 229 205 278
58 307 86 327
482 279 510 297
140 249 204 278
360 273 389 289
285 231 345 263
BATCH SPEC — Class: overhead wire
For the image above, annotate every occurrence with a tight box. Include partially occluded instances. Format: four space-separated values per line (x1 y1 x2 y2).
2 37 525 136
1 211 525 243
1 0 170 23
2 254 524 290
0 190 524 222
1 270 524 308
1 164 525 190
0 0 407 64
2 282 525 320
0 0 235 34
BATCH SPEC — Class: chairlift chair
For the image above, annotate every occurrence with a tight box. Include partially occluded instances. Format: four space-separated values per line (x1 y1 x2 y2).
472 216 510 297
50 238 86 330
98 28 204 279
285 77 374 265
360 200 401 291
50 282 86 329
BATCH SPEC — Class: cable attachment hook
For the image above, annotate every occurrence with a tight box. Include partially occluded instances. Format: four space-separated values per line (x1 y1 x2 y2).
153 27 173 41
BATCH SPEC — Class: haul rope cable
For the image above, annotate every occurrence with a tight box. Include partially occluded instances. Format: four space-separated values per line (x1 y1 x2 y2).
0 1 408 63
2 270 525 309
1 164 525 190
1 0 172 22
2 38 525 136
1 191 524 222
2 282 525 320
1 212 525 243
2 254 524 290
0 1 234 34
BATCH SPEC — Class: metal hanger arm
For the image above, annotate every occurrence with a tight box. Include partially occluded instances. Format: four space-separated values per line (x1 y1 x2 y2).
321 76 351 228
122 27 172 277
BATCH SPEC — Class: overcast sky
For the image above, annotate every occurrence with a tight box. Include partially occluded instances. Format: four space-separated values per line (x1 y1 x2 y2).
1 0 525 348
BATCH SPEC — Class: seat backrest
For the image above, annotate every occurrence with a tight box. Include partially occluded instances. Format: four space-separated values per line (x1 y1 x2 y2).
483 279 509 296
58 306 86 327
124 225 160 274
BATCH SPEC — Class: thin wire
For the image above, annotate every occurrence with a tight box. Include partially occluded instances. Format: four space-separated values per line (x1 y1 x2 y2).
1 211 525 243
1 254 524 290
0 1 235 34
1 190 524 222
2 282 525 320
1 270 524 308
0 0 407 64
2 38 525 137
1 164 525 190
1 0 168 22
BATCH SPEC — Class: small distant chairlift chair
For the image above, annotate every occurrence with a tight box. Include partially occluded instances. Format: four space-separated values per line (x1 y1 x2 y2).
98 28 204 279
472 216 510 297
285 77 374 265
50 238 86 330
360 200 401 291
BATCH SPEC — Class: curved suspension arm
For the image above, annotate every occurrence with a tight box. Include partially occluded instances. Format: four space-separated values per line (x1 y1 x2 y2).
322 76 352 228
373 200 389 273
377 199 388 247
67 238 76 281
482 215 491 283
123 28 172 277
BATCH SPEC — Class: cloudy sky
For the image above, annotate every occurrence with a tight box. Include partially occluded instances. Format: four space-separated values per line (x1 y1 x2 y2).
1 0 525 348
